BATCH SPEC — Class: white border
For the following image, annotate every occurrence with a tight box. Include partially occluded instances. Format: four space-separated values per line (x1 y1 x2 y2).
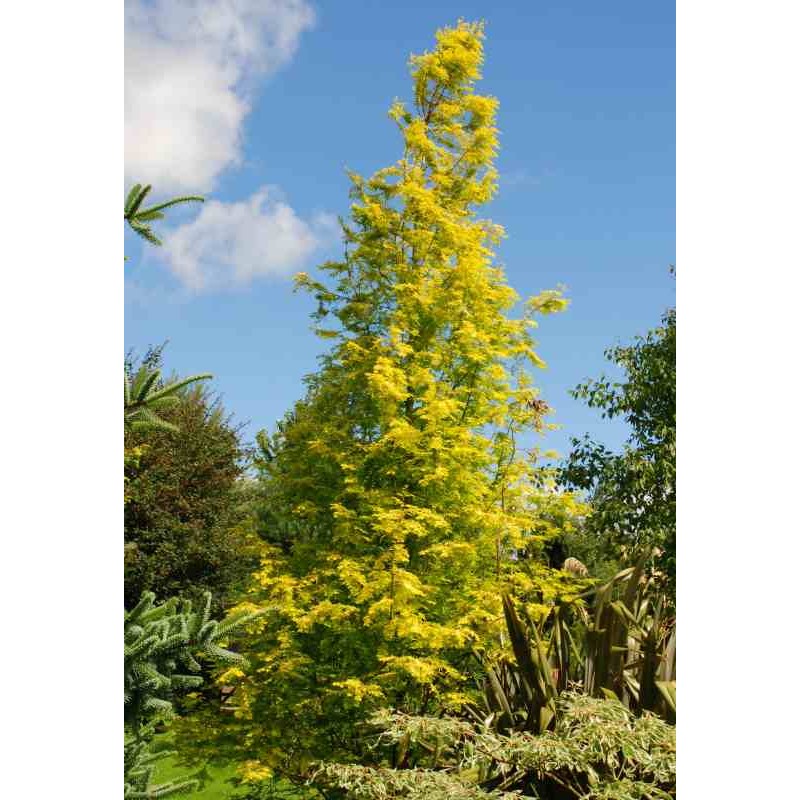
2 1 121 795
679 1 800 796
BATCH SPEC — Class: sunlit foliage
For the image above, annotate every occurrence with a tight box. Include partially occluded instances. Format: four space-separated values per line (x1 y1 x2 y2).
179 21 586 784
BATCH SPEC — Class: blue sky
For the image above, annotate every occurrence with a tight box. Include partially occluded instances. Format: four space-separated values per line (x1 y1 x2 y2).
125 0 675 460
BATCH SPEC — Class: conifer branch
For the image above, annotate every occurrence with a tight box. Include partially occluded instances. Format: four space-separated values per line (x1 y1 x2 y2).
124 183 204 249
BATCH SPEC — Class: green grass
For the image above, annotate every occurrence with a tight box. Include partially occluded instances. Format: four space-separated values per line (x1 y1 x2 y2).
150 736 247 799
149 736 319 799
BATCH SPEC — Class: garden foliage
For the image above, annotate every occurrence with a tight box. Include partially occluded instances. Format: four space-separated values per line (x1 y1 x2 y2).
483 556 676 739
125 347 260 609
124 591 260 798
314 693 675 799
560 309 676 595
179 21 589 783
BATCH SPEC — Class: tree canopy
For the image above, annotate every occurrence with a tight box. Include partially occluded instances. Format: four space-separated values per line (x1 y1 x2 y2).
124 346 260 610
560 306 676 594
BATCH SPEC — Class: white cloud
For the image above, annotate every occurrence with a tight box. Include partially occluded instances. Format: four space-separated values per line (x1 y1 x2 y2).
161 187 337 290
125 0 315 194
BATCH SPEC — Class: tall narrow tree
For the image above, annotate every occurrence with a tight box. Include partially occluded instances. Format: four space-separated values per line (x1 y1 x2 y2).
185 22 583 778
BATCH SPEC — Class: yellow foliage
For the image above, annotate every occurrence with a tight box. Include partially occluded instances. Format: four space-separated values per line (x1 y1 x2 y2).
331 678 386 703
367 356 410 404
378 655 462 686
214 20 584 777
217 666 246 684
240 761 274 783
296 600 359 632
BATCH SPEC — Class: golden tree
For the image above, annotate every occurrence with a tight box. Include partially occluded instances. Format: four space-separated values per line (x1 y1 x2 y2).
179 21 585 782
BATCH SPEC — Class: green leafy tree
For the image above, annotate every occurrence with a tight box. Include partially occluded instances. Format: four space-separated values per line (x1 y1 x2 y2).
125 347 260 610
560 307 676 595
181 21 584 784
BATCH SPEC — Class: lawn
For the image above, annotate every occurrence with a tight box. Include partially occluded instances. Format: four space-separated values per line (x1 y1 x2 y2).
150 736 246 799
150 737 317 799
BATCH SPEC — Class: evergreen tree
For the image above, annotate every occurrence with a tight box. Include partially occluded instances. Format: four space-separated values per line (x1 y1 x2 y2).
123 182 209 488
124 184 234 798
182 22 584 781
123 355 212 516
125 358 212 435
124 591 260 798
125 347 260 610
